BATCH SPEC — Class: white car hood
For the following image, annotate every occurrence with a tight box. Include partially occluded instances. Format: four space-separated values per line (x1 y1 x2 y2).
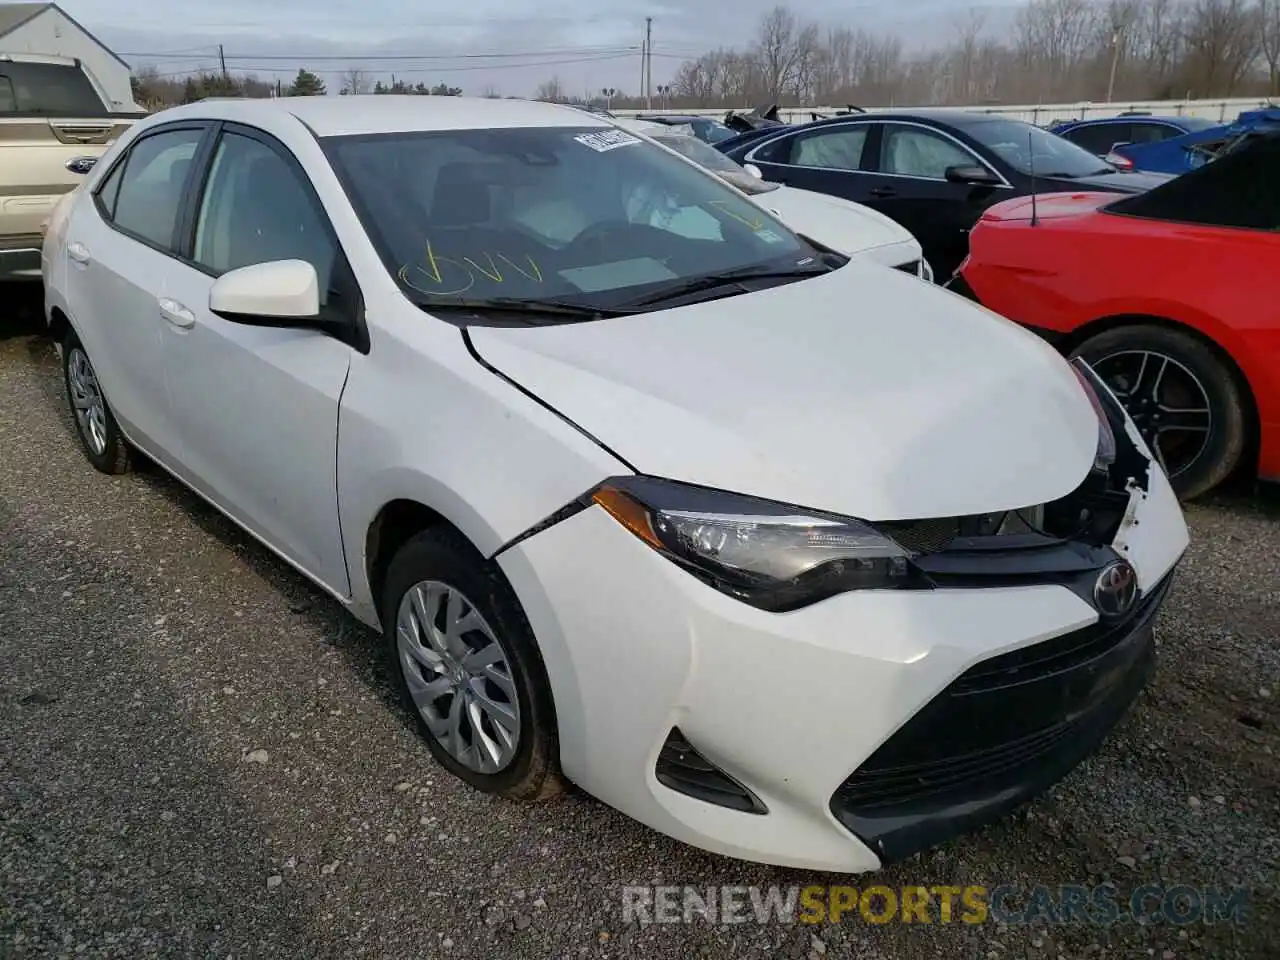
758 186 922 265
469 260 1099 521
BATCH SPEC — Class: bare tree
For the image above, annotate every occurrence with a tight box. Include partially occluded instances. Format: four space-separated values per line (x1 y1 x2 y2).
339 68 372 96
535 76 565 102
1260 0 1280 93
755 6 812 101
1015 0 1099 99
481 83 501 98
658 1 1275 108
1181 0 1261 95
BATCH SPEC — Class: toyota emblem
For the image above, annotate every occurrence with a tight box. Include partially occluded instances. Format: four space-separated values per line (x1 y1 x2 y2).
1093 560 1138 618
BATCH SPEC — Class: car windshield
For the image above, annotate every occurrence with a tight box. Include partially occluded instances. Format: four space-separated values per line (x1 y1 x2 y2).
325 125 811 313
694 120 737 143
969 118 1111 177
651 131 780 195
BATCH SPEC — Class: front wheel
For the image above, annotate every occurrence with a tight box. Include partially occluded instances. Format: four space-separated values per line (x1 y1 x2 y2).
381 528 563 801
1070 324 1246 500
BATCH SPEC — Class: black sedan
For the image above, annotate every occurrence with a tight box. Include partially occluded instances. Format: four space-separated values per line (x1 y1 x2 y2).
717 110 1172 279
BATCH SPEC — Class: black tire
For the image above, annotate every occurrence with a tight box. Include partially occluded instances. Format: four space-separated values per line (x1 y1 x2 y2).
62 328 133 476
1070 324 1246 500
380 527 563 801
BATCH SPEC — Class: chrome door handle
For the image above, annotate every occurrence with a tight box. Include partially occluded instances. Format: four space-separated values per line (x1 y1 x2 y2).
67 241 91 264
158 297 196 329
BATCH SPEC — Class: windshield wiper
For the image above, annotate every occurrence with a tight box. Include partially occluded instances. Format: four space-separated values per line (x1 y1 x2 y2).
618 263 831 309
411 296 634 322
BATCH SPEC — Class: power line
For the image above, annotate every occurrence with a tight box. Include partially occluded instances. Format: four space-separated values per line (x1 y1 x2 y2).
145 52 638 80
124 46 641 62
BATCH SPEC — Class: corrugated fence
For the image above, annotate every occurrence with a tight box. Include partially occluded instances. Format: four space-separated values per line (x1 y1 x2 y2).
614 98 1274 125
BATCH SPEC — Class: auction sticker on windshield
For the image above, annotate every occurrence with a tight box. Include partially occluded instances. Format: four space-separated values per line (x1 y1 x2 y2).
575 130 641 152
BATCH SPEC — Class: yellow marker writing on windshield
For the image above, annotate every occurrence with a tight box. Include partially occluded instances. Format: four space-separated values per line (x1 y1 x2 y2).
709 200 765 232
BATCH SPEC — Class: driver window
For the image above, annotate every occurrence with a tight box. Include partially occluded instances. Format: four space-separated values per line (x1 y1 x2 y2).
192 131 337 303
881 126 978 179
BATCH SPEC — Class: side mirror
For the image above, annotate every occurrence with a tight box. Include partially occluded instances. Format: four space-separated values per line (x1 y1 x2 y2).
743 163 765 180
209 259 320 324
944 164 1000 186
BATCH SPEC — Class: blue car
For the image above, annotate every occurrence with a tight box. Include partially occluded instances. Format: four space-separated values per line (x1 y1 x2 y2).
1049 113 1220 159
1055 108 1280 174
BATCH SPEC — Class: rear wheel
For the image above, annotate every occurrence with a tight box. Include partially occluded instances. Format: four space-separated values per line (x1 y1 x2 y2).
62 329 133 475
1070 324 1245 500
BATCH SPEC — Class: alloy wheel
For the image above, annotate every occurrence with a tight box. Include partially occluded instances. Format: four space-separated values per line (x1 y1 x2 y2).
395 580 521 773
1094 349 1212 480
67 347 108 456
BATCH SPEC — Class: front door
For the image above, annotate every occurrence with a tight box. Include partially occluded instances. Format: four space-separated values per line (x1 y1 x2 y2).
861 122 1007 278
159 124 355 594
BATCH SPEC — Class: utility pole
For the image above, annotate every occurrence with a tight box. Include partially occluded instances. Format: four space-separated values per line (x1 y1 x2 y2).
1105 31 1121 103
218 43 228 82
644 17 653 109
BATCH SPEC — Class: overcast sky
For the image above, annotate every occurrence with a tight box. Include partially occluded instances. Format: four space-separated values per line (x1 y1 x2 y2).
68 0 1026 98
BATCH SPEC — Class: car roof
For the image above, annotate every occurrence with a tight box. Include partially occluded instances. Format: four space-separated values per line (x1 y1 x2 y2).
140 95 613 138
611 117 671 134
1068 115 1196 126
790 109 1026 131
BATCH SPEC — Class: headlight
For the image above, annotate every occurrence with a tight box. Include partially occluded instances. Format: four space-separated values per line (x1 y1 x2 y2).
918 259 934 283
590 476 928 611
1071 360 1117 471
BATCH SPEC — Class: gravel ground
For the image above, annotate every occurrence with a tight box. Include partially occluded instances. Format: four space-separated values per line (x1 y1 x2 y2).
2 306 1277 960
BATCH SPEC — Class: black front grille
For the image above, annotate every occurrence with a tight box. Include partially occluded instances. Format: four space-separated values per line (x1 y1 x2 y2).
830 570 1173 863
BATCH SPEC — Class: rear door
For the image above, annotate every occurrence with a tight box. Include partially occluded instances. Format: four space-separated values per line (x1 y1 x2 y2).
743 120 874 199
861 121 1009 278
62 122 209 462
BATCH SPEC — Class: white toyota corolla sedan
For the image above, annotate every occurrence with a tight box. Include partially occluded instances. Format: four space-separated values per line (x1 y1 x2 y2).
611 118 933 279
43 96 1189 872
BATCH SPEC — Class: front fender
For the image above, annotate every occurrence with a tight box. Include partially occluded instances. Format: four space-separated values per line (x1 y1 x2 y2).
335 324 629 626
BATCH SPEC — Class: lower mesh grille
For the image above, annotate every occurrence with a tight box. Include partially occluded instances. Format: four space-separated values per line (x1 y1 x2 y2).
829 570 1172 862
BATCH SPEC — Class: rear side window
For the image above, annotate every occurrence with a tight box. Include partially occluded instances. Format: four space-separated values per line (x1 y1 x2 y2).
0 62 105 115
783 126 870 170
111 128 204 249
95 158 124 218
1129 122 1178 143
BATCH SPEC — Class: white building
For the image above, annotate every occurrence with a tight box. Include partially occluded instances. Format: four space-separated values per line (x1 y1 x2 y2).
0 2 135 110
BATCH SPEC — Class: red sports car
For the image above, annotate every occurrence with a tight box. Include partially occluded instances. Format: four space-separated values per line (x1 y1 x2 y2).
952 131 1279 499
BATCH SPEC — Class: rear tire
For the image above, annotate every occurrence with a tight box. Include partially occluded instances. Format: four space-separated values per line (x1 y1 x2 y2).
62 329 133 476
380 527 563 801
1070 324 1245 500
